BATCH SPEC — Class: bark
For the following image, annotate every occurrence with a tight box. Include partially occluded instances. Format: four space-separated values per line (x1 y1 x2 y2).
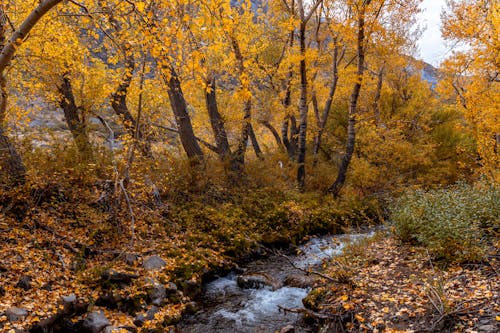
165 66 204 160
0 0 63 74
297 21 308 190
58 75 93 161
231 37 252 171
261 121 283 148
205 75 231 160
0 5 26 185
248 123 263 160
329 2 370 197
111 51 152 158
373 67 384 126
312 43 340 163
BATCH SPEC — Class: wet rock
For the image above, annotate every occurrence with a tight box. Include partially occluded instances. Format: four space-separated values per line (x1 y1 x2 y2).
147 281 166 306
283 274 315 288
133 306 159 327
5 307 28 322
124 253 139 266
101 269 139 284
143 256 166 271
237 272 281 290
82 311 110 333
183 280 202 299
184 301 199 315
280 325 295 333
16 275 32 290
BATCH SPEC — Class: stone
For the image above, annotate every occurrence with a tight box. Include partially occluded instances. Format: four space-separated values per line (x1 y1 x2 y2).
133 306 159 327
124 253 139 266
237 272 281 290
15 275 31 291
5 307 28 322
477 325 497 332
147 281 166 306
82 311 111 333
283 274 315 288
182 280 202 299
143 255 166 271
280 325 295 333
61 293 77 311
101 269 139 284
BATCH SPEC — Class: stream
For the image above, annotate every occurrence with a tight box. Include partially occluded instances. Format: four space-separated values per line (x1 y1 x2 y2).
178 232 372 333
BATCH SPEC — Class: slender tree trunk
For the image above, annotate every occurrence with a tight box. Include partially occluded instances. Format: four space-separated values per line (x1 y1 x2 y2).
0 0 64 73
329 4 369 197
231 37 252 172
297 21 308 190
165 66 204 161
58 75 93 161
248 123 263 159
0 6 26 185
373 67 384 126
205 75 231 160
313 43 340 164
111 51 152 158
261 120 283 148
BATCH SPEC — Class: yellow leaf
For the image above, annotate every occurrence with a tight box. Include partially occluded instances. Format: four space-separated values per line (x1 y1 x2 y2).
341 294 349 301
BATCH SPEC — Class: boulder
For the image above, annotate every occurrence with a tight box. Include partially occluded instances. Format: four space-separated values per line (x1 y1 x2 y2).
237 272 281 290
143 256 166 271
283 274 315 288
147 281 166 306
133 306 159 327
82 311 110 333
5 307 28 322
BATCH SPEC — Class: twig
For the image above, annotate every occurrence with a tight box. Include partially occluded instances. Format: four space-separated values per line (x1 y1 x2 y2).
277 305 336 320
275 250 340 283
119 179 135 247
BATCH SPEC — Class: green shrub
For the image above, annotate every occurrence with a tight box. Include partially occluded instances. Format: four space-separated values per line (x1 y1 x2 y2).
390 182 499 263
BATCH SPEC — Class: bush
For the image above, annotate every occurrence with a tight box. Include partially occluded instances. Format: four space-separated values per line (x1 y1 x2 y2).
390 182 499 263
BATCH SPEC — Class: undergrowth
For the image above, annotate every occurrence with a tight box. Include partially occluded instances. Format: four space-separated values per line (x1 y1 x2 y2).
389 181 499 263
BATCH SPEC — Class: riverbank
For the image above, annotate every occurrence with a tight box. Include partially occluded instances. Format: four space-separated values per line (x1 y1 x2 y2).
304 231 499 332
0 182 380 332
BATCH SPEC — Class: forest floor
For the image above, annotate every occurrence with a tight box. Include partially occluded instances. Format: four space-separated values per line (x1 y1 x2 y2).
309 232 500 332
1 203 498 332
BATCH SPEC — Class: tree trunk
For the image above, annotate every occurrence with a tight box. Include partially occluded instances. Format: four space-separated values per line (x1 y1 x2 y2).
58 75 93 161
329 4 369 197
261 120 283 148
0 0 64 74
111 51 152 158
297 21 308 190
231 37 252 172
205 75 231 160
165 66 204 161
313 43 340 164
248 123 263 159
373 67 384 126
0 6 26 185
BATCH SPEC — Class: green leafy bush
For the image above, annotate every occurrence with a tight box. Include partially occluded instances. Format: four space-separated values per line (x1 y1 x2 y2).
390 182 499 263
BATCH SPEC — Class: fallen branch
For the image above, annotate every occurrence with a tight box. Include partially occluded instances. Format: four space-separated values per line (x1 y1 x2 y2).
274 250 341 283
277 305 336 320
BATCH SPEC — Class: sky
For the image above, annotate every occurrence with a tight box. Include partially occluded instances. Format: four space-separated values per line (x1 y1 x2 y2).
417 0 448 67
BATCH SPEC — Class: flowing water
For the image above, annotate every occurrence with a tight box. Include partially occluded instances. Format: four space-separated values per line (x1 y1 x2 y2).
178 232 372 333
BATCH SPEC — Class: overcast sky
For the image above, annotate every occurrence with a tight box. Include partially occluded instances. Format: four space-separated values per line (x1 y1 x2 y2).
417 0 448 67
